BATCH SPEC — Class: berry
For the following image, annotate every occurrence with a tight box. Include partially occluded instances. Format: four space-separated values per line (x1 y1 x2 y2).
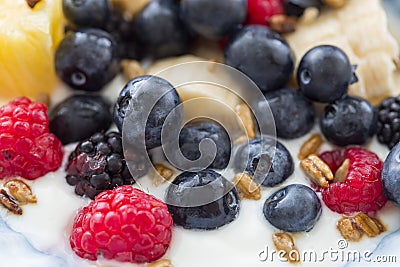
263 184 321 232
225 25 294 93
297 45 358 103
134 0 192 59
319 147 387 214
49 94 112 145
114 75 183 150
62 0 109 28
180 0 247 40
246 0 283 25
70 185 173 263
382 142 400 206
320 96 376 146
66 132 148 199
264 87 315 139
166 169 240 230
0 97 63 180
376 96 400 149
234 137 294 186
55 28 119 92
283 0 322 17
168 119 231 170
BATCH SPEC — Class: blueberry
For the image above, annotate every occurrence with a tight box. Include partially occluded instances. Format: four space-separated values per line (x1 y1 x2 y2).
114 75 183 150
382 142 400 206
167 119 231 170
49 94 112 145
297 45 358 103
234 137 294 187
134 0 192 59
283 0 322 17
55 29 119 91
225 25 294 93
165 169 240 230
263 184 322 232
263 88 315 139
62 0 109 28
320 96 376 146
180 0 247 40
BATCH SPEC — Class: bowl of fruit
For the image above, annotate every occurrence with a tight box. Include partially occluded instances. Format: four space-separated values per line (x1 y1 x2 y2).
1 0 400 267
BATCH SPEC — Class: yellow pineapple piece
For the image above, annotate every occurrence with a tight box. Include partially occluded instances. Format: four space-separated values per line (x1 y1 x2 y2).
0 0 63 104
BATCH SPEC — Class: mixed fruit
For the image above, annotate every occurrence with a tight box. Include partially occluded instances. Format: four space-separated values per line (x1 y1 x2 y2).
1 0 400 266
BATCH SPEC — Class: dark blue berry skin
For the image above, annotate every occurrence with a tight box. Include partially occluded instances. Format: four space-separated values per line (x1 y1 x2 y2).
283 0 323 17
263 184 322 232
264 88 315 139
55 29 119 92
382 142 400 207
180 0 247 40
225 25 294 93
62 0 109 28
320 96 377 146
172 119 231 170
49 94 112 145
134 0 192 59
234 137 294 187
166 169 240 230
114 75 183 150
297 45 358 103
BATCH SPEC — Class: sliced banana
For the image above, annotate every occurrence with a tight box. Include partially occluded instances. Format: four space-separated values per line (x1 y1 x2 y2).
285 0 400 105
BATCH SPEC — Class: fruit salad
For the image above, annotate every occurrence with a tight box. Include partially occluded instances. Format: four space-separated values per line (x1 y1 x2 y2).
1 0 400 267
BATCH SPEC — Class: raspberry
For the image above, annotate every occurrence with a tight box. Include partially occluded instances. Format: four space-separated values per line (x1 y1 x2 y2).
66 132 148 200
70 185 173 263
319 147 387 214
0 97 63 180
245 0 284 26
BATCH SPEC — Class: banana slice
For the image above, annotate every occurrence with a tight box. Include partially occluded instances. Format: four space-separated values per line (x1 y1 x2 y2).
147 55 244 134
285 0 400 105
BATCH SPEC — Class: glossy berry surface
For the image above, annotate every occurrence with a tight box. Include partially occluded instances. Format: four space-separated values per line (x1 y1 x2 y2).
382 142 400 207
62 0 109 28
180 0 247 40
297 45 357 103
166 169 240 230
114 75 182 150
49 94 112 145
264 87 315 139
319 147 387 214
134 0 192 59
55 29 119 92
263 184 321 232
70 186 173 263
66 132 148 199
225 25 294 93
376 96 400 149
320 96 376 146
172 119 231 170
283 0 322 17
234 137 293 187
246 0 283 25
0 97 63 180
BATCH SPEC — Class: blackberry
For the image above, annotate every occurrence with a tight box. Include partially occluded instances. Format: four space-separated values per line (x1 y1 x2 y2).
65 132 148 199
376 96 400 149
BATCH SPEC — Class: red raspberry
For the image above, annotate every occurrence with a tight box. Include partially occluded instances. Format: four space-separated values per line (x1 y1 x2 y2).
70 185 173 263
0 97 63 180
319 147 387 214
245 0 284 26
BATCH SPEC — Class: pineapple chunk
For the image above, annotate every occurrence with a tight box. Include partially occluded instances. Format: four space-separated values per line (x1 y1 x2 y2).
0 0 63 104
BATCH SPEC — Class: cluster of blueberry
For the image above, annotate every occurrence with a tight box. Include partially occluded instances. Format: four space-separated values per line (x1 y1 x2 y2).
47 0 400 236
